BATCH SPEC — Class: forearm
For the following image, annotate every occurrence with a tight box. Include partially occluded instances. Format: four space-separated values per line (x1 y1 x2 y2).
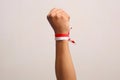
55 40 76 80
47 8 76 80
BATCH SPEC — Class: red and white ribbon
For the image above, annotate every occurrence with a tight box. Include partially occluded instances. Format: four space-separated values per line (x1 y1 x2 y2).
55 27 75 43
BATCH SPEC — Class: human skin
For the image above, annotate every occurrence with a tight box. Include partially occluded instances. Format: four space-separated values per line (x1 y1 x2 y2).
47 8 76 80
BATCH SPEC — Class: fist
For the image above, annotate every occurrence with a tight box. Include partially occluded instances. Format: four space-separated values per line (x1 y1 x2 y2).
47 8 70 34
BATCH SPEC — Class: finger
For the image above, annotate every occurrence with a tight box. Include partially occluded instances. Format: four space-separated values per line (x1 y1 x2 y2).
62 10 70 18
47 8 58 19
55 9 64 14
57 9 70 19
48 8 58 15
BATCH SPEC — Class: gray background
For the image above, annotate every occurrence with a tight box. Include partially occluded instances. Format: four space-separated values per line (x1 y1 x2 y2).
0 0 120 80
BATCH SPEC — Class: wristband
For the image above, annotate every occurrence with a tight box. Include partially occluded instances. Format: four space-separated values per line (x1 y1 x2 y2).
55 37 70 40
55 27 75 43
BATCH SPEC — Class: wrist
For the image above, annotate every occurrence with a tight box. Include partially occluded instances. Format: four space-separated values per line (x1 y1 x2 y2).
56 40 69 44
54 27 75 44
54 29 69 34
55 31 69 34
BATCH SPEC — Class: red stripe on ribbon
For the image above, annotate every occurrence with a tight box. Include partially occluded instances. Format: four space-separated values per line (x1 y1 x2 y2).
55 33 69 37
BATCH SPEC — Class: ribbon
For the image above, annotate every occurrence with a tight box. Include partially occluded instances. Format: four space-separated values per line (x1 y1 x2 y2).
55 27 75 43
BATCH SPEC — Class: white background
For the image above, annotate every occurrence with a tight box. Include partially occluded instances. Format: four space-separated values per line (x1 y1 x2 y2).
0 0 120 80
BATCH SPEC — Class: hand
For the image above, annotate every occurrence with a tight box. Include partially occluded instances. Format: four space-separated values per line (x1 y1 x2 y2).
47 8 70 34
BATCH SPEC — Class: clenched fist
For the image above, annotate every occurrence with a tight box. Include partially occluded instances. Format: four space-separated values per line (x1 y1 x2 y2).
47 8 70 34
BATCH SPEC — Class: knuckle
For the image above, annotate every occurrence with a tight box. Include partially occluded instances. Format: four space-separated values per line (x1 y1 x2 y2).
47 13 56 18
50 14 55 17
